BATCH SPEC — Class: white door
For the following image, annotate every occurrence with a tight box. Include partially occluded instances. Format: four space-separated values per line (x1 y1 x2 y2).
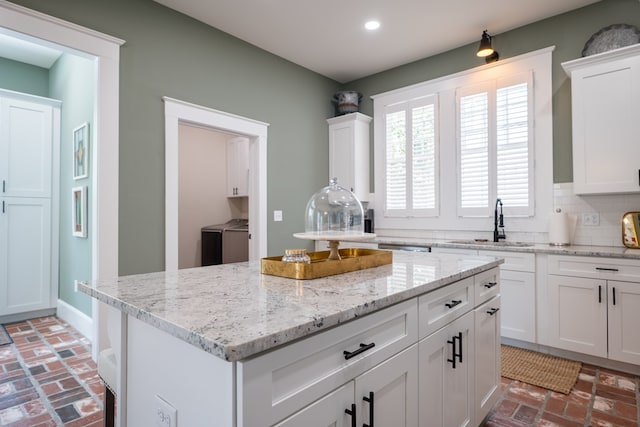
0 97 53 198
419 312 474 427
500 270 535 342
547 275 607 357
608 280 640 365
0 197 52 315
355 344 419 427
274 382 355 427
474 297 501 424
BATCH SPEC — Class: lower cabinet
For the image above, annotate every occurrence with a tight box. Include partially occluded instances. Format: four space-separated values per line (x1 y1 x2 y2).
474 296 501 423
419 311 474 427
546 255 640 365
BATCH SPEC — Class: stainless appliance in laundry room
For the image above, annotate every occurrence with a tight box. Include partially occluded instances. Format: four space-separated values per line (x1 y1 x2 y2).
201 219 249 266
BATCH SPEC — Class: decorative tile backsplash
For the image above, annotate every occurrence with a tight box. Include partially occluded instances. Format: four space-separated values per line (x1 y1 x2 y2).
553 182 640 247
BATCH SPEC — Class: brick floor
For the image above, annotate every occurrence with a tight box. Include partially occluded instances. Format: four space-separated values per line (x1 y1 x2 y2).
0 316 104 426
482 364 640 426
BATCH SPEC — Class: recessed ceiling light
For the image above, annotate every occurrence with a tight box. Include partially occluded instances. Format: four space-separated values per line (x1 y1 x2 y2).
365 20 380 31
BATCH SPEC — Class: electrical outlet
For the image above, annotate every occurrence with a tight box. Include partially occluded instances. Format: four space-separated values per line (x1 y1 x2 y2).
582 212 600 226
274 210 283 222
155 395 177 427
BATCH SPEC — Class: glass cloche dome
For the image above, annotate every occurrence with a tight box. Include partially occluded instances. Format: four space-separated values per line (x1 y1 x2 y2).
304 178 364 234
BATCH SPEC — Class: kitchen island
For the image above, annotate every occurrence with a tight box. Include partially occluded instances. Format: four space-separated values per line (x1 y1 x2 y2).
79 250 503 427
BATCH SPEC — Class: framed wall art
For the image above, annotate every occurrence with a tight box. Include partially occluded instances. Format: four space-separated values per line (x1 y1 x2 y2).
72 186 87 238
73 122 89 180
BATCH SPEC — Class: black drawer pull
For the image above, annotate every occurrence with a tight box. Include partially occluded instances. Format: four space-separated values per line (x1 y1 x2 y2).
596 267 619 272
613 287 617 306
445 299 462 309
598 285 602 304
345 404 356 427
486 307 500 316
484 282 498 289
363 392 374 427
343 342 375 360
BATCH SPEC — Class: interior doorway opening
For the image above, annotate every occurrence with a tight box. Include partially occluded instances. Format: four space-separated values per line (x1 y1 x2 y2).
178 124 250 269
164 97 268 272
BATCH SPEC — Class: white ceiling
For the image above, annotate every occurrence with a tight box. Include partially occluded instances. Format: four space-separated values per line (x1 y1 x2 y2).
153 0 601 83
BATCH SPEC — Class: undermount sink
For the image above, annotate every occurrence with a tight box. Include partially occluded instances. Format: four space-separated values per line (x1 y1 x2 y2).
446 239 534 248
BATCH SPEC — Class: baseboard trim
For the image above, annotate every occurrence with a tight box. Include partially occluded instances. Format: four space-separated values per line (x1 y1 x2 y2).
0 308 56 325
57 299 93 341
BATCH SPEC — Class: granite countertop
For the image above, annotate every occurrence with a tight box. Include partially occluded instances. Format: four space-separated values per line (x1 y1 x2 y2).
374 236 640 259
78 251 502 362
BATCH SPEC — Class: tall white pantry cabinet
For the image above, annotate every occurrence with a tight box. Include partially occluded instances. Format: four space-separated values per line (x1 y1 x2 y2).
0 90 60 317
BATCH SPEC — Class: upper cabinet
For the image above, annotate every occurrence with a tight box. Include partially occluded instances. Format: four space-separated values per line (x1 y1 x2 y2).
327 113 371 202
227 137 249 198
562 44 640 195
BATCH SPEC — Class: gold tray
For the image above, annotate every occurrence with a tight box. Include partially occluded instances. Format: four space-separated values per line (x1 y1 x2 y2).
261 248 392 280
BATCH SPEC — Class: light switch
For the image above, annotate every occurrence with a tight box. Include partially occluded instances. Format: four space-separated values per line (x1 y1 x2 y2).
274 210 283 222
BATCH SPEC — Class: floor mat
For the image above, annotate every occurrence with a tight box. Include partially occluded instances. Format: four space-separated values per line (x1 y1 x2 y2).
501 345 582 394
0 324 14 346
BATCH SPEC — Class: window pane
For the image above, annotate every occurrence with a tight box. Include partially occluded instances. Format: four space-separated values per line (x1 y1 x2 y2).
412 104 435 209
497 83 529 207
386 110 406 210
459 92 488 208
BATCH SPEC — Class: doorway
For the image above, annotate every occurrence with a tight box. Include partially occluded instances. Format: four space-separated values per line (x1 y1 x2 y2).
164 97 268 272
178 124 250 269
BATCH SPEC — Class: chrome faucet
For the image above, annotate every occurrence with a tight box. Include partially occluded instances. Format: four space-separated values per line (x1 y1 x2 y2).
494 198 506 242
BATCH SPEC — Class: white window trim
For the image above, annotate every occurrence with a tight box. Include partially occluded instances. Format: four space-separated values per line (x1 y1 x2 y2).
372 46 554 234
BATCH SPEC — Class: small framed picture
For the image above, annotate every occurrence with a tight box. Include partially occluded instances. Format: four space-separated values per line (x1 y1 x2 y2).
73 122 89 180
72 186 87 238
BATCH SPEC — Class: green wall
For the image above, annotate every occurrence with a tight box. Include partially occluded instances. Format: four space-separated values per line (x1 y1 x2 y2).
49 53 95 316
11 0 340 275
9 0 640 280
0 57 48 96
344 0 640 185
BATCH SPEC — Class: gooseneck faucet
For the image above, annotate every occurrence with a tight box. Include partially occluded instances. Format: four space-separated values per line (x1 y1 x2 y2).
494 198 506 242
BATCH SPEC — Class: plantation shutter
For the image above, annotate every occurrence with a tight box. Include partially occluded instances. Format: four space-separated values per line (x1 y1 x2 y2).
384 95 438 217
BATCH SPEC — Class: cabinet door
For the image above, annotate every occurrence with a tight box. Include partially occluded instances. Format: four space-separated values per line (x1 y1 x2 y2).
355 344 418 427
546 275 607 357
419 311 474 427
274 382 355 427
474 296 501 424
0 197 53 315
608 280 640 365
0 97 53 198
500 270 536 342
570 55 640 194
226 137 249 197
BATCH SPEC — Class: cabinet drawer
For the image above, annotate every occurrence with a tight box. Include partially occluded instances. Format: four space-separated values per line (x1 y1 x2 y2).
548 255 640 282
237 299 417 426
478 250 535 272
418 276 474 339
474 267 500 306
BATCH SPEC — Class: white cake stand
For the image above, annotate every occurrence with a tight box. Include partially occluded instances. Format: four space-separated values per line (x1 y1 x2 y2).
293 231 377 260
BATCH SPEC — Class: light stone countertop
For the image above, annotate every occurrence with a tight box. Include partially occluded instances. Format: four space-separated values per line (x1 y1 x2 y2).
78 251 502 362
374 236 640 259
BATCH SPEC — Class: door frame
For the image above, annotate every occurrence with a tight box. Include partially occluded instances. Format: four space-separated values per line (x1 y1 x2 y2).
0 0 123 354
163 97 268 270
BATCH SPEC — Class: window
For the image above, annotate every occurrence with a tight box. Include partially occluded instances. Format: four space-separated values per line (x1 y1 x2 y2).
457 72 533 217
384 95 438 217
372 47 553 233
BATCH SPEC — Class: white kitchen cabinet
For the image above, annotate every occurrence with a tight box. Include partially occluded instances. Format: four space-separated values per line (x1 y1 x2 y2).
0 198 53 315
546 274 607 358
562 44 640 195
419 311 474 427
0 91 59 318
226 136 249 197
546 255 640 365
327 112 371 202
274 383 354 427
432 246 536 342
474 296 501 424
